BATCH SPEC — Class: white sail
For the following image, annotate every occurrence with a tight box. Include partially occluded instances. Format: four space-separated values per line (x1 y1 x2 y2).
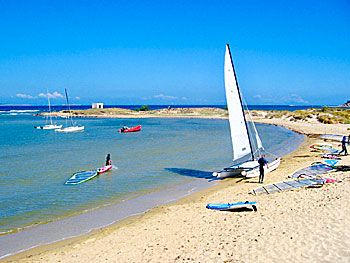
212 44 280 178
224 44 252 161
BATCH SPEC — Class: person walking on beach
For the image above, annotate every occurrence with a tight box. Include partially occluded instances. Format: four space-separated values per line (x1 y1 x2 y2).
106 153 112 166
258 155 269 183
339 136 348 156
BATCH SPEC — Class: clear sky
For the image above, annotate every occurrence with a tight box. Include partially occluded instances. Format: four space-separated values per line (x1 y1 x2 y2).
0 0 349 106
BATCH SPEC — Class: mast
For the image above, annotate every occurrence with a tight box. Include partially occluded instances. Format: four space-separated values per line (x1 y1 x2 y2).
226 44 255 161
64 88 74 126
46 87 53 125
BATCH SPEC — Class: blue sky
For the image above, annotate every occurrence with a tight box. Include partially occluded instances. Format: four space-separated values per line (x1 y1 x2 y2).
0 0 349 106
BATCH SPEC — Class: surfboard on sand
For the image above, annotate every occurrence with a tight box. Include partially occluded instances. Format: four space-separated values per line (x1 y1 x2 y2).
206 201 257 211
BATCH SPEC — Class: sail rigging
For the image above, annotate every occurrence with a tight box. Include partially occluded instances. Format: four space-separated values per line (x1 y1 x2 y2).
212 44 280 178
64 88 74 127
225 44 254 162
34 88 62 130
55 88 84 132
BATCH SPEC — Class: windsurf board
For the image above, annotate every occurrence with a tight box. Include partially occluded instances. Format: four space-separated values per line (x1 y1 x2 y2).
206 201 257 211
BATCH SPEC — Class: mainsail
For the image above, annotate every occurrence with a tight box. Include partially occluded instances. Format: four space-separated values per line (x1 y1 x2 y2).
225 44 253 162
212 44 280 178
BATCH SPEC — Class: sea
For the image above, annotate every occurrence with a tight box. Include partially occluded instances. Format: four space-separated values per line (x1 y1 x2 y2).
0 105 305 258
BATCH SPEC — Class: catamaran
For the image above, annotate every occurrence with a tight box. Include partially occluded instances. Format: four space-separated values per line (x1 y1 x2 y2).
55 88 84 132
212 44 280 178
34 87 63 130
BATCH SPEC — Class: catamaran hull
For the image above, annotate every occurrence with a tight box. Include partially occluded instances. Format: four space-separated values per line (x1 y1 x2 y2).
55 126 85 132
35 124 63 130
212 169 242 178
213 158 281 179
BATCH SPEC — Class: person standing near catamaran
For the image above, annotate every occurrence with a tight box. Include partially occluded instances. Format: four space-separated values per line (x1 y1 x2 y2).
258 155 269 183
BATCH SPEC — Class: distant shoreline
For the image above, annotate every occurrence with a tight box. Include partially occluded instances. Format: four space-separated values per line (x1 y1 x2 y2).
37 107 350 132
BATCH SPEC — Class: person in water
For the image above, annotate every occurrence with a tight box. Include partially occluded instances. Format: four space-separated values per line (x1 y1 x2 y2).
339 136 348 156
258 155 269 184
106 153 112 166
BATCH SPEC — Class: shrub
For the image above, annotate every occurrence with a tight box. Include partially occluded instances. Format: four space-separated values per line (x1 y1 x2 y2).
317 115 339 124
140 105 150 111
321 106 329 112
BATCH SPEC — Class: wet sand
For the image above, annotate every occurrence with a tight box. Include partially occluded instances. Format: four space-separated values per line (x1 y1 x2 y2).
3 120 350 263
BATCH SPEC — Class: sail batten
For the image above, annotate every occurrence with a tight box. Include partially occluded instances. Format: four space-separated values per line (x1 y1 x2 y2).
225 44 253 162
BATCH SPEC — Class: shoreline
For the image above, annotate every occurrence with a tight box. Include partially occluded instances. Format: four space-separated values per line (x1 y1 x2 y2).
39 106 350 136
3 118 350 262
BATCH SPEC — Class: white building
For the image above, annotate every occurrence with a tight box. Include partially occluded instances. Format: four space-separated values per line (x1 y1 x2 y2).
92 103 104 109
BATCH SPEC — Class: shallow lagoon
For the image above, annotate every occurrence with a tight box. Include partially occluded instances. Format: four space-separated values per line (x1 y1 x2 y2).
0 112 303 256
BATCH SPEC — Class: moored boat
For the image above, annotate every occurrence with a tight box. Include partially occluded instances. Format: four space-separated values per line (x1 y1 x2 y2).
118 125 142 133
34 87 63 130
55 88 84 132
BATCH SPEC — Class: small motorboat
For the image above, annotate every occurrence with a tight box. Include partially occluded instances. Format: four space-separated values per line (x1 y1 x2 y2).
118 125 142 133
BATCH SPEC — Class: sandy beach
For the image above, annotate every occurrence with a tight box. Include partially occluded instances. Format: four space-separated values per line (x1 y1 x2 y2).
3 117 350 262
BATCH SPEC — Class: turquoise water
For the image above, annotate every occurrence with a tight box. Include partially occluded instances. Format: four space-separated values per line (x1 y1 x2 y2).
0 110 303 235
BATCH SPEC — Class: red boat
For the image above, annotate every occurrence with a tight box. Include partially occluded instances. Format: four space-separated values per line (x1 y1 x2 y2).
118 125 142 133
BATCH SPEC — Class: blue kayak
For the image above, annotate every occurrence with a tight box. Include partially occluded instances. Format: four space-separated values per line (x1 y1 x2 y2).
206 201 257 211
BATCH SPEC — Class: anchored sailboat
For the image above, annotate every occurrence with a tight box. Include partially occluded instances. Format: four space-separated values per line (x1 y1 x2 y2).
212 44 280 178
34 87 63 130
55 88 84 132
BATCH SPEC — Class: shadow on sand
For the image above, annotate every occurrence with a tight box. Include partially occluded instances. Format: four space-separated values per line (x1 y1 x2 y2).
225 207 257 212
165 168 222 181
336 165 350 171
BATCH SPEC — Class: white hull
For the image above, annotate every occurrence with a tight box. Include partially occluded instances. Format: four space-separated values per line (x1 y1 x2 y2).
212 169 242 178
213 158 281 179
55 126 84 132
245 158 281 178
35 124 63 130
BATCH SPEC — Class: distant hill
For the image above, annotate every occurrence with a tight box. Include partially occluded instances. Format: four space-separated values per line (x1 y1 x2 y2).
340 100 350 107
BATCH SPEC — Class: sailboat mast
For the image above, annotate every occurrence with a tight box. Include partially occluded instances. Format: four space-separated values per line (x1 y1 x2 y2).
64 88 74 126
226 44 255 161
46 87 53 125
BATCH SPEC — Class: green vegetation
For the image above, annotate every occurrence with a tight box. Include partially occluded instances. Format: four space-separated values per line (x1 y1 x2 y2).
140 105 150 111
258 107 350 124
135 105 150 112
